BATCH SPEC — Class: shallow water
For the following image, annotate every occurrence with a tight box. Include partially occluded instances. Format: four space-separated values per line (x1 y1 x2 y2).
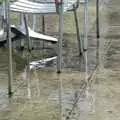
0 0 120 120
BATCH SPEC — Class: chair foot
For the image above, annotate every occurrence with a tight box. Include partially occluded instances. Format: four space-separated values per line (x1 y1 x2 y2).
8 91 13 97
80 52 83 56
57 70 62 74
97 35 100 38
84 49 87 52
20 46 25 51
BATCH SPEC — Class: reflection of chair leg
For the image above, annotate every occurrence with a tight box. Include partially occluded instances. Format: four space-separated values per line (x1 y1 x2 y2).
73 5 83 55
57 7 64 73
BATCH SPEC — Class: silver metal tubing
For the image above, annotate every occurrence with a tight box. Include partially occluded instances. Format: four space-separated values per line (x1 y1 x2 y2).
23 13 32 51
83 0 88 50
96 0 100 38
57 4 64 73
42 15 45 33
23 13 31 73
5 0 13 96
20 13 25 48
32 14 36 31
73 4 83 55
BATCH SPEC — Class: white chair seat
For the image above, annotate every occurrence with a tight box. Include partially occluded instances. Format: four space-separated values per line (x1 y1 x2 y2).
10 0 78 13
11 25 58 42
0 29 4 38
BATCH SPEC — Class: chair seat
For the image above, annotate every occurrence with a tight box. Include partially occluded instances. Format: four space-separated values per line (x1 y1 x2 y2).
0 30 4 38
11 25 58 42
10 0 78 14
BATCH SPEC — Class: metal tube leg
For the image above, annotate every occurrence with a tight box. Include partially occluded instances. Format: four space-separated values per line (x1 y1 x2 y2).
83 0 88 51
42 15 45 52
20 13 25 49
5 0 13 96
73 5 83 55
96 0 100 38
32 14 36 31
23 14 32 51
57 7 64 73
23 13 32 85
58 75 63 120
42 15 45 33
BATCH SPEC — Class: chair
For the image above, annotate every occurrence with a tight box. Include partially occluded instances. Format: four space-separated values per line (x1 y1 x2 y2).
1 0 58 95
3 0 87 95
10 0 84 73
2 0 91 95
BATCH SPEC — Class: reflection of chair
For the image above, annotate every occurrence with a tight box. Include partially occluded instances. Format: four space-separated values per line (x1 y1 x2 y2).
10 0 83 73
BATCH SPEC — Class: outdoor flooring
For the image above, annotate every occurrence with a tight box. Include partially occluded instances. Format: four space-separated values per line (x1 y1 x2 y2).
0 0 120 120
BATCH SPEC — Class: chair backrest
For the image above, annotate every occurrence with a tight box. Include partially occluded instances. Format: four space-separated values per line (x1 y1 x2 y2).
54 0 80 13
11 0 80 14
34 0 64 13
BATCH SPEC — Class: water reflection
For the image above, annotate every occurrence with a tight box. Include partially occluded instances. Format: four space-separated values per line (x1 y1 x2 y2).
0 38 99 119
30 56 57 70
57 51 97 120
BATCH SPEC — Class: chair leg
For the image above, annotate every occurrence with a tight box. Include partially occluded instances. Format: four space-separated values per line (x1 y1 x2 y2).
83 0 88 51
23 13 32 51
20 13 25 49
73 5 83 55
5 0 13 96
32 14 36 31
41 15 45 52
42 15 45 33
57 7 64 73
96 0 100 38
23 13 32 72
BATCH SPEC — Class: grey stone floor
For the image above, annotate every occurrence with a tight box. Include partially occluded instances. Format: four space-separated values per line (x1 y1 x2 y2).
0 0 120 120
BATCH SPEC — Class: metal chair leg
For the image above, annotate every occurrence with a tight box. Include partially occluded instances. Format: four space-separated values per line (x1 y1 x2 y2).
32 14 36 31
41 15 45 51
23 13 32 72
83 0 88 51
57 6 64 73
23 14 32 51
5 0 13 96
96 0 100 38
42 15 45 33
20 13 25 49
73 5 83 55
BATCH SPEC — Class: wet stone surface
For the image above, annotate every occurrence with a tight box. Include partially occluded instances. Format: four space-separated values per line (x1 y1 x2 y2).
0 0 120 120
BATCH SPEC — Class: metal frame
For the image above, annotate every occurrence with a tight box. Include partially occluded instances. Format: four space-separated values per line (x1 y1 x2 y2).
73 4 83 55
83 0 88 51
2 0 100 95
5 0 13 96
32 0 83 56
96 0 100 38
12 0 83 73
